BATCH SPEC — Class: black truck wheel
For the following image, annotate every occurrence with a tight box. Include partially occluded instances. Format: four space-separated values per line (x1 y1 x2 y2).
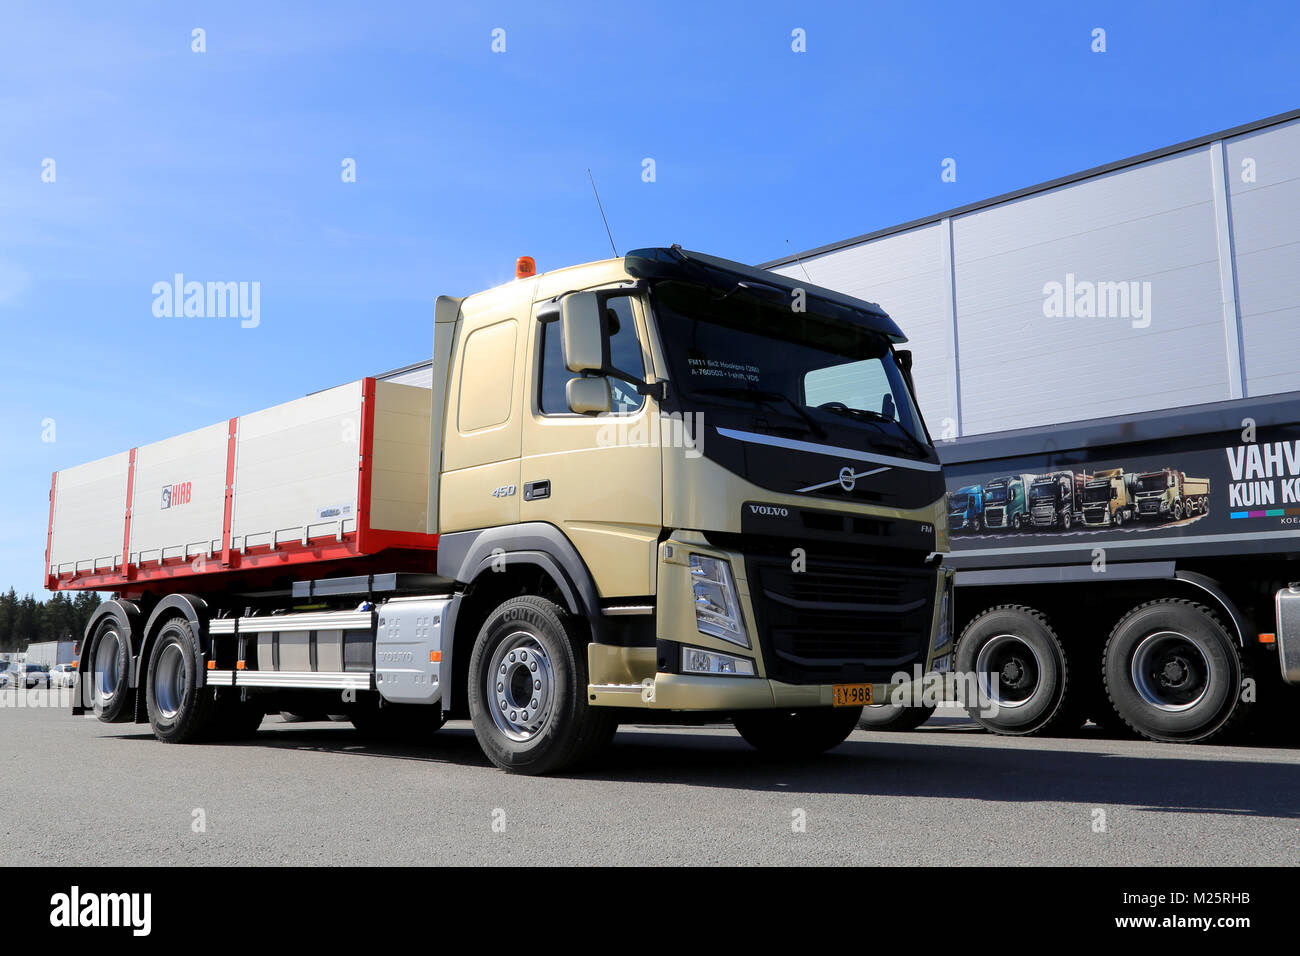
145 618 220 744
734 706 863 755
88 618 134 723
467 595 615 774
857 702 936 731
1103 599 1246 742
956 605 1075 735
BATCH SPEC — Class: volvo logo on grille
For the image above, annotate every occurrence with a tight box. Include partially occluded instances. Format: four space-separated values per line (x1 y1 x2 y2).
749 504 789 517
839 466 857 491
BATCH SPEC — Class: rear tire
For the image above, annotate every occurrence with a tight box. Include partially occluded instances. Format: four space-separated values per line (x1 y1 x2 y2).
145 618 220 744
734 707 862 756
1103 599 1246 742
956 605 1076 736
88 618 134 723
857 702 936 731
467 595 615 774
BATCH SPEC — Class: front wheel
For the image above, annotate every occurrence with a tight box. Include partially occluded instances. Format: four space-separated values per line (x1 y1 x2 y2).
467 595 615 775
734 707 862 756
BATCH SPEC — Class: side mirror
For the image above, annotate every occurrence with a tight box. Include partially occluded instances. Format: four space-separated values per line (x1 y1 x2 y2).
895 348 917 399
881 393 896 420
561 292 607 373
566 376 611 415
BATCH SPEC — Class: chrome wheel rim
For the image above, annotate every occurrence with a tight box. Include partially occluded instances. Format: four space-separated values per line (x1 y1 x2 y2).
487 631 554 742
975 633 1043 709
94 630 123 702
154 642 188 720
1131 630 1209 712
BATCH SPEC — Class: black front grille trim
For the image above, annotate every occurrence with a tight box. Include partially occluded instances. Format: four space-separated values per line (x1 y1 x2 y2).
743 551 937 685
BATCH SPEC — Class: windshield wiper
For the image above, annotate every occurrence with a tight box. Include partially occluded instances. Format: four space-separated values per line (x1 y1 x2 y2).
691 386 827 439
815 404 931 458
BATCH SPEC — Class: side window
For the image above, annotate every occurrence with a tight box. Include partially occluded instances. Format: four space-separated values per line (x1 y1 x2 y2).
538 295 646 415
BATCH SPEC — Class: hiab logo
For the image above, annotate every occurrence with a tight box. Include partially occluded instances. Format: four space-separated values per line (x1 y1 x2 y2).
161 481 192 510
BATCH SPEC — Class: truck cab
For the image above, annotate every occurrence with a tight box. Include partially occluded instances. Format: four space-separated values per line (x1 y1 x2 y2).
948 484 984 533
1081 468 1135 527
981 475 1032 531
1028 471 1079 529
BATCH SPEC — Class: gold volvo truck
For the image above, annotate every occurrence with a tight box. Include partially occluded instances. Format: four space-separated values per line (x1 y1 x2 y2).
49 246 952 774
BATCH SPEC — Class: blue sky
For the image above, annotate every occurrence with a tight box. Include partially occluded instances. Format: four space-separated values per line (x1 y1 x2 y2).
1 0 1297 597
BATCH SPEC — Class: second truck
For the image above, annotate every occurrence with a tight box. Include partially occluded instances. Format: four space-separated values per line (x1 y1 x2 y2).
45 246 953 774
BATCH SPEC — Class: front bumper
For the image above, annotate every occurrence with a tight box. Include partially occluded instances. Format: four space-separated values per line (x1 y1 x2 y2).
586 533 954 710
588 673 892 710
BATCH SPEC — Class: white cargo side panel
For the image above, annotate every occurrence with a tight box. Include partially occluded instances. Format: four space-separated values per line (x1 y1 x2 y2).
48 451 131 575
230 381 363 550
371 381 432 533
128 421 229 564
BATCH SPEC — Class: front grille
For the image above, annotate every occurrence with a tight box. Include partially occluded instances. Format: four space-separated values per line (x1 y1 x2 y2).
985 507 1005 527
744 553 936 685
1139 499 1160 514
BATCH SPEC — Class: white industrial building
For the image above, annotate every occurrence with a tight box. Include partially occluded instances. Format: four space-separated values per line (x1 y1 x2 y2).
761 108 1300 438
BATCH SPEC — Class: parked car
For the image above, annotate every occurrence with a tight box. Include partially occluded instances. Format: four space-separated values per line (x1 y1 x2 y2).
4 662 50 689
49 663 78 688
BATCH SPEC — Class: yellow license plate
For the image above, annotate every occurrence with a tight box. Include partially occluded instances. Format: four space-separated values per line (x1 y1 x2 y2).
833 683 873 707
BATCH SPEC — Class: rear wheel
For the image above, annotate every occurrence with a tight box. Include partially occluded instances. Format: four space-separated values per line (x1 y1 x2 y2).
88 618 133 723
145 618 219 743
467 595 615 774
857 702 936 731
956 605 1076 735
1103 599 1246 742
734 707 862 756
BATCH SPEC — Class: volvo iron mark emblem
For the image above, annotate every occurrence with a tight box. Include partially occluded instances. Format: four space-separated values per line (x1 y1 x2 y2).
798 464 891 494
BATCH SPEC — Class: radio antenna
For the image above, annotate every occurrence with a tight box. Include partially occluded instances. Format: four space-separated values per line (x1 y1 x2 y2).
588 169 618 257
785 239 812 282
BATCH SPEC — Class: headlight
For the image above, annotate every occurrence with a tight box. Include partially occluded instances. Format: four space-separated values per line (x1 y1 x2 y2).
689 554 749 647
680 645 756 676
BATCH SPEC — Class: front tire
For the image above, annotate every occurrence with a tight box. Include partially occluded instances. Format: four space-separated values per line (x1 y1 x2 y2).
467 595 615 775
1103 599 1246 742
734 707 862 756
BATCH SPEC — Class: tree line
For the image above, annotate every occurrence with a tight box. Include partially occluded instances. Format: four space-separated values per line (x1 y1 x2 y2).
0 590 102 653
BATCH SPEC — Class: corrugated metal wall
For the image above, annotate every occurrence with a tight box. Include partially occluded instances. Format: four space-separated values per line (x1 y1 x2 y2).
768 112 1300 437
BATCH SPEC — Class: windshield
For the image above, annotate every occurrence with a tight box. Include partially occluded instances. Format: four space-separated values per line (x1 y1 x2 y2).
1083 483 1111 504
947 494 969 512
1136 474 1168 493
984 483 1008 503
650 280 931 455
1029 483 1056 503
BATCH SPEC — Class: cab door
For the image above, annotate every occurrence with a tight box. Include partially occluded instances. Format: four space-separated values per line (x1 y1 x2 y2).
520 291 663 599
